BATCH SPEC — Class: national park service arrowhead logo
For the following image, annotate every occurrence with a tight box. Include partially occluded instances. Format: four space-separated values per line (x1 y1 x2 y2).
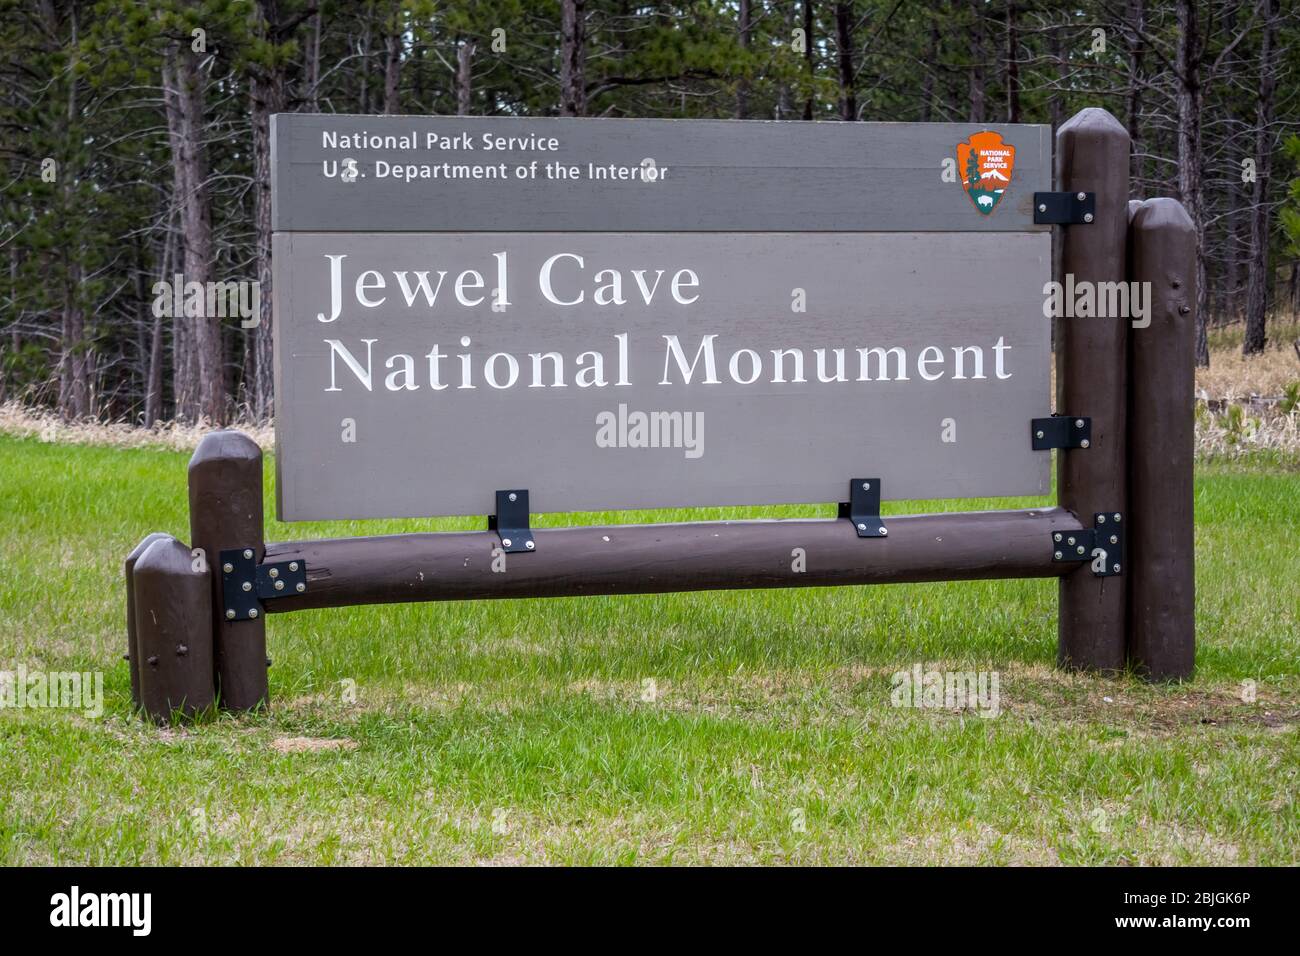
957 131 1015 215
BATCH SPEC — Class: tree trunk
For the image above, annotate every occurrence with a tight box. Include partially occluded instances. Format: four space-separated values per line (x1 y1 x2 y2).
1244 0 1279 355
456 38 475 115
1175 0 1209 367
802 0 815 120
162 50 197 420
384 29 401 113
921 10 939 122
835 3 855 120
249 0 286 423
968 0 986 123
1125 0 1144 186
736 0 751 119
560 0 586 116
1004 2 1020 123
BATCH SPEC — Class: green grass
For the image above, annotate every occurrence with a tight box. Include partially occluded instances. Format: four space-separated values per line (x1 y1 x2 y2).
0 434 1296 864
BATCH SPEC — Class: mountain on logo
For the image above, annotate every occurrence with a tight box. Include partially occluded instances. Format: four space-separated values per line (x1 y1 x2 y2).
956 131 1016 215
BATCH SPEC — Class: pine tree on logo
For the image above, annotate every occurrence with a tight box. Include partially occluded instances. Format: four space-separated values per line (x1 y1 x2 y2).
965 149 981 192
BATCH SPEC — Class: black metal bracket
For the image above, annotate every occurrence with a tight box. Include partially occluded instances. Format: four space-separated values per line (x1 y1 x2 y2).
1032 415 1092 451
1034 191 1095 225
1051 513 1123 577
838 478 887 538
489 489 535 553
219 549 307 621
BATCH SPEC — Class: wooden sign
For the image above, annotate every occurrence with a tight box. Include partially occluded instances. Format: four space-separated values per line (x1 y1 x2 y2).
271 115 1052 520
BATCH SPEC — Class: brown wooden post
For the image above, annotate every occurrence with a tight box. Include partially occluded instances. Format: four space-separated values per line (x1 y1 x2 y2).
1056 108 1131 673
133 535 214 721
189 430 268 711
124 531 170 709
1127 198 1196 680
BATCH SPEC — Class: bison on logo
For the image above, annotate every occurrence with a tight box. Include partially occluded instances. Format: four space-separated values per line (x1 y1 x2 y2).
957 131 1016 215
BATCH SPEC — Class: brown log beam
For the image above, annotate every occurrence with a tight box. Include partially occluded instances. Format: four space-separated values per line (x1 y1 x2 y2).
188 430 268 711
1055 107 1131 673
262 508 1083 612
132 535 215 721
1128 198 1196 680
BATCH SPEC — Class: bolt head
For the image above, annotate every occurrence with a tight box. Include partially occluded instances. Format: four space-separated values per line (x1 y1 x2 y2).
502 538 512 548
1076 546 1085 555
1113 514 1121 522
1038 203 1047 213
296 582 306 592
1036 430 1044 439
1067 536 1076 545
274 580 284 590
1113 564 1121 573
243 549 253 559
226 609 236 620
242 581 252 592
878 527 888 536
269 567 279 578
1083 212 1094 223
1079 439 1090 448
526 540 535 550
1054 550 1063 560
862 482 871 491
1075 419 1084 428
222 562 233 573
289 562 298 572
1077 191 1086 201
176 644 188 656
248 608 258 619
1054 533 1062 542
508 492 517 502
856 523 866 532
1110 535 1118 544
1098 514 1106 524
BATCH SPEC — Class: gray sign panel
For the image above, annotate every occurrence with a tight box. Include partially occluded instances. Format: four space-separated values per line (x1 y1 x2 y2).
271 114 1051 233
272 231 1050 520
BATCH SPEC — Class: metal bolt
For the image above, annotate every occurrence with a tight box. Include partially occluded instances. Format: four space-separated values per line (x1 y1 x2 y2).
248 608 259 619
266 656 273 668
242 581 252 592
243 549 253 559
1110 535 1118 545
1079 439 1090 448
226 609 236 620
526 540 535 550
1067 536 1076 545
862 482 871 491
1075 419 1084 428
1038 203 1047 213
1077 192 1086 202
1098 514 1106 524
1054 533 1062 542
274 580 284 591
1113 564 1121 573
878 527 888 536
176 644 188 656
1054 551 1063 560
1179 305 1191 314
296 582 306 592
502 538 512 548
1083 212 1094 223
856 523 866 532
269 567 279 578
289 562 298 572
147 656 159 667
1113 514 1121 522
1076 546 1085 555
222 562 233 573
508 492 517 502
1036 430 1044 439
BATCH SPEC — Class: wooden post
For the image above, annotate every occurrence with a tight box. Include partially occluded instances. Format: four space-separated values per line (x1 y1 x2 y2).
132 535 214 721
1056 108 1131 673
1127 198 1196 680
189 430 268 711
124 532 170 709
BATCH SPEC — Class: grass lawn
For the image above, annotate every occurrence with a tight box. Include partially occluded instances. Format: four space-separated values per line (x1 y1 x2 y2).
0 433 1296 865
